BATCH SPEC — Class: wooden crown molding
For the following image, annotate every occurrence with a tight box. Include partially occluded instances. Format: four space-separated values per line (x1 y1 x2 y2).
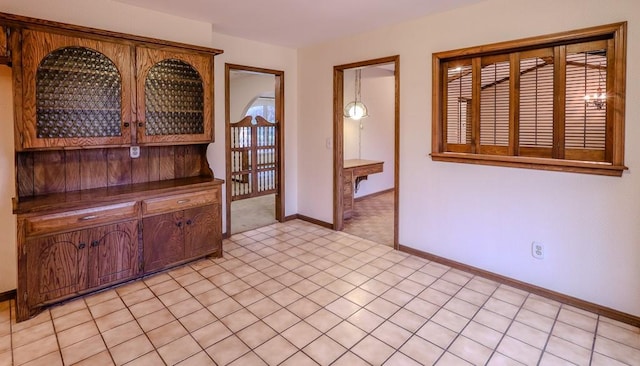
0 11 223 55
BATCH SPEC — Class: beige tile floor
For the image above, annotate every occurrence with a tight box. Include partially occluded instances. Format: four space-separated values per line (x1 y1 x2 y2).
344 191 394 247
1 220 639 366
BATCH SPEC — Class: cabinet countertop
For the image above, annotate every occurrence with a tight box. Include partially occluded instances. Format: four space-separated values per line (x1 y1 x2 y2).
14 176 224 215
344 159 384 169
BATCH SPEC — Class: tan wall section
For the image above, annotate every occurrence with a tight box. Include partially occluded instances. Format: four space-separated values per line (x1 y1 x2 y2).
0 66 16 294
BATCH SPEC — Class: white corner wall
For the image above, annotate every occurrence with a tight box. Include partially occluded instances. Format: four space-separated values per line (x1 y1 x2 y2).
343 70 395 197
210 32 299 231
229 73 275 122
298 0 640 316
0 67 16 294
0 0 299 292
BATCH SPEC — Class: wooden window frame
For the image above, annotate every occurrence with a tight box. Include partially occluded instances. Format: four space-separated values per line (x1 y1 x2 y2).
431 22 627 177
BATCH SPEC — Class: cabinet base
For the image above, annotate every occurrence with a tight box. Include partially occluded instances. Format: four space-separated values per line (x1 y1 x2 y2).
16 252 222 322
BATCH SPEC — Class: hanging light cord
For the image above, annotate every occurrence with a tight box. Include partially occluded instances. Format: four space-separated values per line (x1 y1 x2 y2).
355 69 361 106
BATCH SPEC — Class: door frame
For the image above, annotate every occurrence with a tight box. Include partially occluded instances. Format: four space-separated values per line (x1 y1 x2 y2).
333 55 400 249
225 63 285 235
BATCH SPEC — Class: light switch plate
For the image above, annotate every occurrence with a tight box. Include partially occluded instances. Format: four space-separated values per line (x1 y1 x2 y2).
130 146 140 159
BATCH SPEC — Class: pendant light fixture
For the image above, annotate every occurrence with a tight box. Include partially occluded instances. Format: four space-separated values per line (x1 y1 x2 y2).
344 69 368 120
584 61 606 110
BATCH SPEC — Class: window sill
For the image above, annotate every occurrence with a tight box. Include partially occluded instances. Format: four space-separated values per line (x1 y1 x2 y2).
430 152 627 177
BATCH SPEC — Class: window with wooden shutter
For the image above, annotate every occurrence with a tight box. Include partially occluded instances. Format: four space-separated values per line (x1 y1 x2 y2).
432 22 626 176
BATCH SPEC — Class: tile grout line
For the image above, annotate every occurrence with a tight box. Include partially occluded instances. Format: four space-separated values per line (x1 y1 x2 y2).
374 266 468 365
483 292 533 365
86 287 162 366
534 301 562 365
189 261 272 366
85 296 120 366
227 225 395 364
588 315 599 366
194 245 307 365
9 300 14 366
432 275 505 365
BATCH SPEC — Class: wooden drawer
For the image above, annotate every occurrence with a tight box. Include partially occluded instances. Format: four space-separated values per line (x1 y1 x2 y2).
353 163 383 177
142 189 217 216
24 201 138 237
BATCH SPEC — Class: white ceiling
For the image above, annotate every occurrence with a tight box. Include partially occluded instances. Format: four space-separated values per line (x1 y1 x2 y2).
115 0 484 48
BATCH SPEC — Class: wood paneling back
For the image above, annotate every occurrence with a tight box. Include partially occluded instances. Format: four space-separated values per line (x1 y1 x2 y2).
17 145 211 198
0 25 7 60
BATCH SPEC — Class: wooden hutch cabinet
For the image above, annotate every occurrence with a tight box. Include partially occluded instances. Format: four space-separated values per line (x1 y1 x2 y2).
1 12 224 321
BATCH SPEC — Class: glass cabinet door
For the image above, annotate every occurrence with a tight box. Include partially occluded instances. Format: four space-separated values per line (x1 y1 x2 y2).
20 30 133 149
135 47 213 145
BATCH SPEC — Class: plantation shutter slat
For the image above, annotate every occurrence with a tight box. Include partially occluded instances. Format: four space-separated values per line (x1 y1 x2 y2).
519 50 554 155
446 63 473 148
565 41 607 161
480 59 510 149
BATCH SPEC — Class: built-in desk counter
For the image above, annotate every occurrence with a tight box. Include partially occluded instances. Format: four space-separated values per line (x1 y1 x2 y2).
343 159 384 219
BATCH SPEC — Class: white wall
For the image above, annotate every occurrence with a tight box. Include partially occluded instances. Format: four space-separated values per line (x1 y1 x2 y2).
343 69 395 197
0 67 16 295
210 32 298 229
229 73 275 123
298 0 640 316
0 0 298 292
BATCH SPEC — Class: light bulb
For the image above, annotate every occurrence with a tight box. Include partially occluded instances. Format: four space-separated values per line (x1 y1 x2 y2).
349 105 365 120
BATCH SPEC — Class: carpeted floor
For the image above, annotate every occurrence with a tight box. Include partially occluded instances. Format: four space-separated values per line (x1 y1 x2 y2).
231 194 277 234
344 190 394 247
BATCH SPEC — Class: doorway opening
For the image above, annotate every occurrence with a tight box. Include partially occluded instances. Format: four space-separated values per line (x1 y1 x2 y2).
225 64 285 235
333 56 399 248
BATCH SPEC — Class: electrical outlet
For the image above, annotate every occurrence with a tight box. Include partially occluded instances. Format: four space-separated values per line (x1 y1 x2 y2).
532 241 544 260
130 146 140 159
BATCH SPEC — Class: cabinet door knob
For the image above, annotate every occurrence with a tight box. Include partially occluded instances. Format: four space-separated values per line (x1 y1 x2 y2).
91 240 100 247
138 122 144 128
186 220 192 226
123 122 130 128
78 243 86 249
176 221 183 228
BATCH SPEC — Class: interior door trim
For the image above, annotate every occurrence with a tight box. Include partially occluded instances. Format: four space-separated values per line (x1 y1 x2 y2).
225 63 285 235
